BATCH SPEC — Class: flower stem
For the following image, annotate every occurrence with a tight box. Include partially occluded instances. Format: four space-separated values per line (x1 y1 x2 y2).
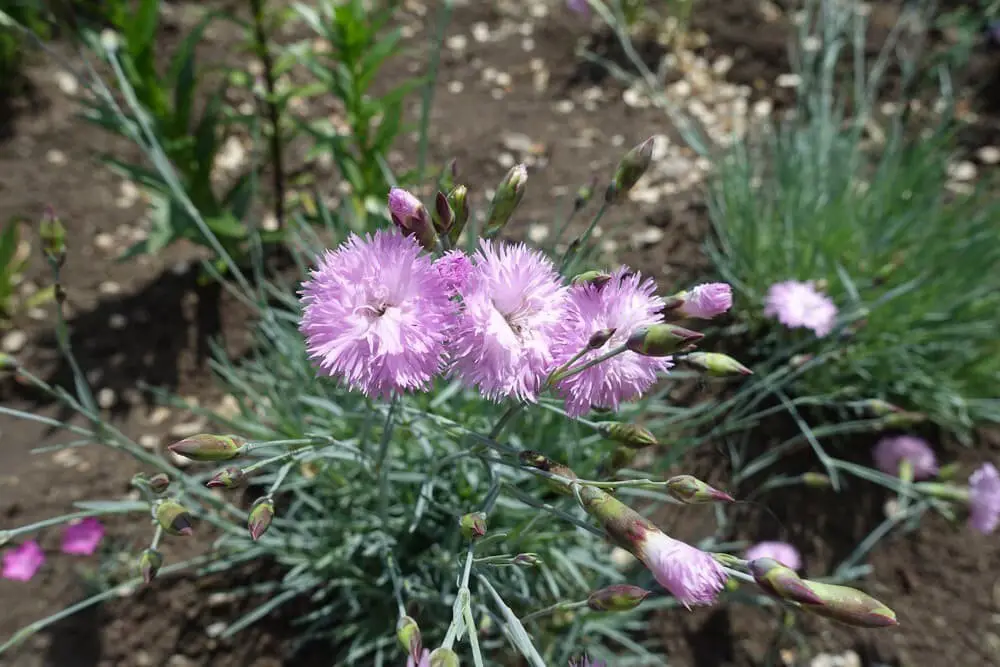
561 200 610 276
521 599 589 623
551 344 629 384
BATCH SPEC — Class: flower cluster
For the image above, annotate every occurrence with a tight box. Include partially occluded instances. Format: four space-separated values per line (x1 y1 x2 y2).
298 192 735 414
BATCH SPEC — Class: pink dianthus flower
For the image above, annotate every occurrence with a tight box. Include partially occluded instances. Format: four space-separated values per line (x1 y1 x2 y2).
744 541 802 571
872 435 938 479
764 280 837 337
637 532 728 608
2 541 44 582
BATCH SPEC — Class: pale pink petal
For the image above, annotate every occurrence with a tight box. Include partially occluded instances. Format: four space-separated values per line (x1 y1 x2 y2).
61 518 105 556
2 541 45 582
744 541 802 571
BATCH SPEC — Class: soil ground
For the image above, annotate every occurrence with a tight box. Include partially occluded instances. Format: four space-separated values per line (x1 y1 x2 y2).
1 1 999 666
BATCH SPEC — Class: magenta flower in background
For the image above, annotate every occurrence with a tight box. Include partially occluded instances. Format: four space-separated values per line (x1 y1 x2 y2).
551 267 672 416
569 656 606 667
764 280 838 337
448 240 567 402
872 435 938 479
567 0 591 15
434 250 473 296
61 518 105 556
2 540 45 582
637 531 728 608
969 463 1000 534
299 230 455 400
744 541 802 571
678 282 732 319
406 649 430 667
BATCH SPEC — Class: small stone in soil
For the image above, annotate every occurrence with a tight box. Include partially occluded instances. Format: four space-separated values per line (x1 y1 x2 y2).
55 70 79 95
99 281 123 296
948 161 977 182
170 418 209 439
528 224 549 244
448 80 464 94
97 388 117 409
108 313 128 329
1 330 27 354
978 146 1000 165
149 406 172 425
138 434 160 450
46 149 68 166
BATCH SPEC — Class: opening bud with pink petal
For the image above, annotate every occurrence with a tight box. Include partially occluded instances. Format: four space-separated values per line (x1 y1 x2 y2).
484 164 528 237
605 137 654 204
396 615 422 661
665 475 734 504
154 499 194 537
626 323 704 357
586 584 651 612
389 187 437 251
168 434 246 462
248 496 275 541
747 557 823 605
682 352 752 377
459 512 487 540
206 466 247 489
138 548 164 584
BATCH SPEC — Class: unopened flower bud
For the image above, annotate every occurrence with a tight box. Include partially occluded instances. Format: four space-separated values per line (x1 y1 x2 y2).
206 466 247 489
597 446 637 478
587 584 651 612
459 512 487 540
519 450 578 494
587 328 616 350
446 185 469 245
512 553 541 567
748 558 823 605
148 473 170 494
484 164 528 237
598 422 658 449
574 176 598 211
800 472 831 488
248 496 275 541
570 270 612 289
860 398 903 415
168 434 246 462
626 323 704 357
389 187 437 251
138 548 164 584
432 191 454 234
605 137 654 203
440 158 458 191
396 615 422 658
683 352 753 377
799 580 898 628
39 206 66 265
666 475 734 504
428 647 460 667
154 499 194 537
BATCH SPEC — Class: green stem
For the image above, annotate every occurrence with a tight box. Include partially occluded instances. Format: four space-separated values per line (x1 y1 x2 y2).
551 344 629 384
416 0 453 179
267 461 294 495
521 599 589 623
248 0 285 230
488 402 524 441
561 200 610 276
0 505 147 545
150 525 164 550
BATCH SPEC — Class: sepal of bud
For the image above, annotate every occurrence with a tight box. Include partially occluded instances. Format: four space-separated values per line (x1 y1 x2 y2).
586 584 651 612
39 206 67 265
432 191 454 234
605 137 654 204
168 434 246 462
683 352 752 377
748 558 823 605
138 548 164 584
459 512 487 540
446 186 469 245
396 616 422 659
484 164 527 237
148 473 171 494
626 323 704 357
598 422 658 449
428 647 460 667
154 499 194 536
206 466 247 489
570 270 612 289
248 496 275 541
587 328 616 350
666 475 734 504
799 580 898 628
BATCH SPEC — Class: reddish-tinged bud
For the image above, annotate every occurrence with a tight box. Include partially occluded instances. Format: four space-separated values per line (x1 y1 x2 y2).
247 496 275 541
666 475 734 504
571 270 613 289
586 584 651 612
432 191 454 234
428 647 460 667
484 164 528 237
396 616 422 660
138 548 164 584
626 324 704 357
206 466 247 489
154 499 194 537
389 187 437 251
459 512 487 540
799 580 899 628
683 352 753 377
148 473 170 494
748 558 823 605
606 137 655 203
446 185 469 245
168 434 246 462
597 422 658 449
587 327 616 350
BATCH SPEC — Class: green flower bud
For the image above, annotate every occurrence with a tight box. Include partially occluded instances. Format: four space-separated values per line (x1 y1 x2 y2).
859 398 902 416
748 557 823 606
626 323 704 357
148 473 171 494
597 446 636 478
39 206 66 265
206 466 247 489
512 553 541 567
598 422 658 449
428 647 460 667
446 185 469 245
168 434 246 462
574 176 598 211
432 191 454 234
459 512 487 540
138 548 164 584
483 164 527 237
570 270 612 289
799 580 898 628
586 584 651 612
800 472 832 488
587 328 617 350
154 499 194 537
683 352 753 377
519 450 578 495
247 496 275 541
396 616 422 658
665 475 734 504
878 411 927 429
605 137 654 204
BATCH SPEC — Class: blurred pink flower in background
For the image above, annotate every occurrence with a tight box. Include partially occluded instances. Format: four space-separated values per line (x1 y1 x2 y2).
61 518 105 556
567 0 591 16
2 541 45 582
745 541 802 571
873 435 938 479
406 649 430 667
764 280 837 337
969 463 1000 534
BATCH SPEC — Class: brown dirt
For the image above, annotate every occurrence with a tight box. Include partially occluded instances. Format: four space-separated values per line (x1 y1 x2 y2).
1 1 999 666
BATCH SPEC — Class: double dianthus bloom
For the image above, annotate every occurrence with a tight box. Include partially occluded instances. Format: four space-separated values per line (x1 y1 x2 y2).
298 227 731 413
